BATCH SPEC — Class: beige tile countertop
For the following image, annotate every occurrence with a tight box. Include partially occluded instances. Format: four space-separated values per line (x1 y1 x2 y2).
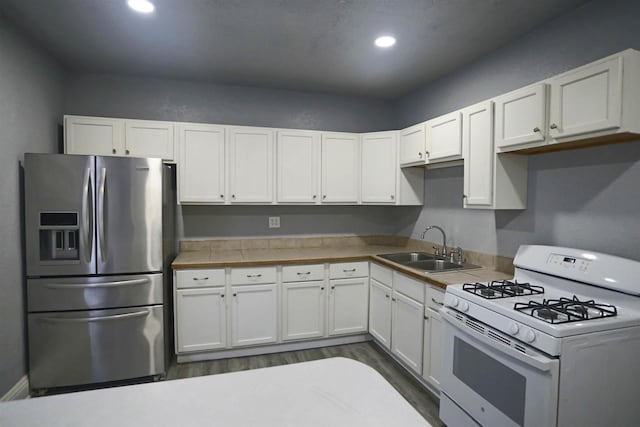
172 236 513 289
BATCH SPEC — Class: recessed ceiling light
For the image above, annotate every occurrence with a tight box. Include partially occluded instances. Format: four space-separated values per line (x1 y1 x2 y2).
374 35 396 48
127 0 155 14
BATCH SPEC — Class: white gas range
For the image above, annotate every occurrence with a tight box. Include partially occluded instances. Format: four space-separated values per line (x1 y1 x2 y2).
438 245 640 427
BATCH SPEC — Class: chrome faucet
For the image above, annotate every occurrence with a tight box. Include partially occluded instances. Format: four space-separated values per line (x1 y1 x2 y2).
421 225 447 257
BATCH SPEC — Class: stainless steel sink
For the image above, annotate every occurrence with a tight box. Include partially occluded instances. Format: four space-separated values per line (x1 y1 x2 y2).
377 252 435 264
378 252 480 273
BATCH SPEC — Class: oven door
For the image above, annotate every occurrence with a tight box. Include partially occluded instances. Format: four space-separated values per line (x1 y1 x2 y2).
440 308 559 427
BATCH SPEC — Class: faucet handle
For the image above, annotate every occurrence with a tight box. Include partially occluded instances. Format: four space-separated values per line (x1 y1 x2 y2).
432 246 440 257
455 246 463 263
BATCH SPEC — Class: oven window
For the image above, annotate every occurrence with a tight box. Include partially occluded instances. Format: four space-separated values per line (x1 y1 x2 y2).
453 337 526 426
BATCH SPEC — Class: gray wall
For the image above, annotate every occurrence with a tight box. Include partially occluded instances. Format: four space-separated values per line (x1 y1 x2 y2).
64 72 396 133
63 72 400 240
395 0 640 260
0 18 63 395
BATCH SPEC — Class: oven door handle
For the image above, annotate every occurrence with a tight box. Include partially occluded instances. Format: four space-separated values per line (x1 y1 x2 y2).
441 308 556 373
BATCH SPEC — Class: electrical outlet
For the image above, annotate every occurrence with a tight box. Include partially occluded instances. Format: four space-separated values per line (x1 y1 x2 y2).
268 216 280 228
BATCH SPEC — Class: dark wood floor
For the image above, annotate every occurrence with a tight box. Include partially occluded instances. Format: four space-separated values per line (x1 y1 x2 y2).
166 341 445 427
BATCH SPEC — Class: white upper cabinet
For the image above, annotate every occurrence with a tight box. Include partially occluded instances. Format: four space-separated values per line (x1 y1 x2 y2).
125 120 175 160
426 112 462 162
399 122 427 167
494 83 548 152
177 124 226 204
321 132 360 203
463 101 495 207
276 130 320 204
65 116 125 156
361 131 397 204
463 101 528 210
228 126 275 203
549 56 622 140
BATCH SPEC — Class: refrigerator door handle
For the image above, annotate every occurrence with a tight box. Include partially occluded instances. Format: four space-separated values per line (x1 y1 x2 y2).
39 310 149 324
43 278 151 289
81 167 93 263
98 167 107 262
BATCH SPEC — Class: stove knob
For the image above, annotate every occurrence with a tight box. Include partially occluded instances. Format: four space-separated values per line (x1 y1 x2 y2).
450 297 459 307
523 329 536 343
507 323 519 335
460 301 469 312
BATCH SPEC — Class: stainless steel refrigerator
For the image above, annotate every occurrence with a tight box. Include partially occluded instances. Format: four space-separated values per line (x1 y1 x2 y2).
23 153 175 393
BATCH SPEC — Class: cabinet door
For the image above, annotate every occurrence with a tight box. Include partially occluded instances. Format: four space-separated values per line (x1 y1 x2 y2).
427 112 462 162
463 101 494 207
399 123 427 166
321 133 359 203
328 277 369 335
178 124 226 203
494 84 547 151
361 132 397 204
549 56 622 139
175 288 226 353
281 281 325 341
230 284 277 347
125 120 174 160
65 116 124 156
229 127 274 203
391 291 424 373
276 130 320 203
368 279 392 349
422 307 442 389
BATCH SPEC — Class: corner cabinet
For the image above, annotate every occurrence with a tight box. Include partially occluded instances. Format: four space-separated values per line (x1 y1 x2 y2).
177 124 226 204
361 131 397 204
321 133 360 203
463 101 528 210
65 115 175 161
228 126 275 203
276 130 321 204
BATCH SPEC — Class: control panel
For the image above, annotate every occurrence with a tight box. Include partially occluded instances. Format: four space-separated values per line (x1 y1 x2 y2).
547 254 591 272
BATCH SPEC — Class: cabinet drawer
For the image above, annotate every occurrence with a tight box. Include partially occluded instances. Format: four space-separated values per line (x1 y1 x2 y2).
426 285 445 313
176 269 225 289
393 271 425 303
329 261 369 279
370 263 392 286
231 266 277 285
282 264 325 282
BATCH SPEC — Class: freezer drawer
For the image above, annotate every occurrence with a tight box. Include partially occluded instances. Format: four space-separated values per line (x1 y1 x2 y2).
27 273 163 312
28 305 165 390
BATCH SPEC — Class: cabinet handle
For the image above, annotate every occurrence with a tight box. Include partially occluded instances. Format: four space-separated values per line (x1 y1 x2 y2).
192 277 209 281
343 268 357 273
391 297 397 302
232 194 236 199
321 287 325 290
385 294 390 299
550 123 558 129
418 152 423 158
221 294 225 298
313 195 317 199
424 316 428 320
297 272 311 275
390 195 394 200
220 194 224 199
425 151 430 157
533 127 540 133
112 148 117 154
431 297 444 306
246 274 262 278
462 195 467 199
322 195 327 200
233 293 237 297
331 286 335 290
125 149 130 155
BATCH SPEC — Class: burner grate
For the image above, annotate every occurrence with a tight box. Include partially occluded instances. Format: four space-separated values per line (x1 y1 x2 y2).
463 280 545 299
514 295 618 324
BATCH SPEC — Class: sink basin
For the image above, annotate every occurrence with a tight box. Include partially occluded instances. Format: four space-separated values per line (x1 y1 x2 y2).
377 252 435 264
377 252 480 272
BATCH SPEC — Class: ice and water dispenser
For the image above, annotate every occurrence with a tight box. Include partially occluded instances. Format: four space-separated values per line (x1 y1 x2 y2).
39 212 80 262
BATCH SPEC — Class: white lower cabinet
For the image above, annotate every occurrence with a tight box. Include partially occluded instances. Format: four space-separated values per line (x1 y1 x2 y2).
368 279 392 348
230 284 278 347
391 291 424 374
328 277 369 335
422 306 443 389
281 281 326 341
175 287 227 352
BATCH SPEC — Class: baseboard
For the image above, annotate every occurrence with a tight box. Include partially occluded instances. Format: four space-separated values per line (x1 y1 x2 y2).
1 376 30 401
177 334 370 363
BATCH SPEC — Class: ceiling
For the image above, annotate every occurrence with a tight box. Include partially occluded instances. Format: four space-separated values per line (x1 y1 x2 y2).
0 0 591 99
